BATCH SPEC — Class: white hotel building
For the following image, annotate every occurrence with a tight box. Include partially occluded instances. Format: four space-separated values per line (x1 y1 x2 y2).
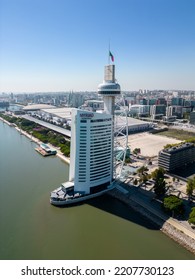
69 109 113 194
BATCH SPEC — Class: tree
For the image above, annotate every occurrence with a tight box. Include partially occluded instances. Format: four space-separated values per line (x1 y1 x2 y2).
140 174 148 184
125 157 132 164
163 195 184 217
137 165 148 175
151 167 165 181
153 177 166 197
133 178 138 185
186 177 195 201
151 168 166 197
188 207 195 226
133 148 140 155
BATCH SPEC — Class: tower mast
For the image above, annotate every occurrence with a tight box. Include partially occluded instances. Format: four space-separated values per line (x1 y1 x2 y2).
98 56 121 179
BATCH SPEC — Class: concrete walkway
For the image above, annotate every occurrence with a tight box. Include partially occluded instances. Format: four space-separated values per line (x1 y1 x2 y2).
130 191 195 240
116 183 195 241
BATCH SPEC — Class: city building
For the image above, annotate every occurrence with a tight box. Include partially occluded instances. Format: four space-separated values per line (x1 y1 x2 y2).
190 111 195 125
70 63 121 194
80 99 104 111
69 109 113 194
129 104 149 117
0 101 9 107
156 98 166 105
158 143 195 172
150 105 166 119
126 117 151 133
166 105 183 118
184 100 195 109
68 91 84 108
171 97 184 106
139 98 148 105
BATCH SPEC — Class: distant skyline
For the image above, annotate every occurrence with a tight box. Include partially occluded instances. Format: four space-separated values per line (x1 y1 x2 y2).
0 0 195 93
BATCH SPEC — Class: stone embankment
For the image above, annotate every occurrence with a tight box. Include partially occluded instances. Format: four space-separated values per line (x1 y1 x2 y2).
108 187 195 254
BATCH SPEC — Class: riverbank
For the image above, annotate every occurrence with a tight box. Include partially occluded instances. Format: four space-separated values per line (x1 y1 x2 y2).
0 116 70 164
19 126 70 164
108 186 195 254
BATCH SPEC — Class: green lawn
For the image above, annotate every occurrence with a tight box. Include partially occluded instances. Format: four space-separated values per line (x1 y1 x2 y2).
156 128 195 141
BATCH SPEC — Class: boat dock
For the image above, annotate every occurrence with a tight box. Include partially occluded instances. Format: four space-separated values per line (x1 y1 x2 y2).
35 145 57 157
35 147 51 156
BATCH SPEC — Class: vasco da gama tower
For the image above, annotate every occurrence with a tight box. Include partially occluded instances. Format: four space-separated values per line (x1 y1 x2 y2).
50 62 121 205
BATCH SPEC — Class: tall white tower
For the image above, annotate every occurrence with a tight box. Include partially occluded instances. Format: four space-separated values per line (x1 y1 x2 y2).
98 64 121 115
98 64 122 179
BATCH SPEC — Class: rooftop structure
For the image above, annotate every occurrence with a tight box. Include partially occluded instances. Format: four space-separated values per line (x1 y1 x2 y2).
41 107 72 119
23 104 56 111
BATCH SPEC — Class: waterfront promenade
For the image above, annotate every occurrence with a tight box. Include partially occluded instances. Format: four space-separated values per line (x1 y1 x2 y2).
109 182 195 254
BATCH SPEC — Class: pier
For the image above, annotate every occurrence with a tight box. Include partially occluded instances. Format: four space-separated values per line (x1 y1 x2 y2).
34 147 55 157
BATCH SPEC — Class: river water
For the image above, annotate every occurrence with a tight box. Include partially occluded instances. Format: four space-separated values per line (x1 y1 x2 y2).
0 121 194 260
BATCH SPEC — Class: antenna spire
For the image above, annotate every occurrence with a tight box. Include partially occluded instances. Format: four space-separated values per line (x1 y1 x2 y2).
108 40 110 64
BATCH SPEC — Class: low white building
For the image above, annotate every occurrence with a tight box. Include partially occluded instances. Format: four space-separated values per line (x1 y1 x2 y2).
129 104 149 116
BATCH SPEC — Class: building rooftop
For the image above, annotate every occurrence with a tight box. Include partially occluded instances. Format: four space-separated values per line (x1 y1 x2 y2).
23 104 56 111
163 142 194 154
41 107 72 119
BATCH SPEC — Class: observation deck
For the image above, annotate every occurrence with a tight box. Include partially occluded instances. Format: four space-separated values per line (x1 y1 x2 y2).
98 81 121 96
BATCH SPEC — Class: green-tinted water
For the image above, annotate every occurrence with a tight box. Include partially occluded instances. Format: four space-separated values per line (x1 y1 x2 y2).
0 121 194 260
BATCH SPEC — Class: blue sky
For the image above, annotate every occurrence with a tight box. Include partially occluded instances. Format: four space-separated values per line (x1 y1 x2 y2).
0 0 195 92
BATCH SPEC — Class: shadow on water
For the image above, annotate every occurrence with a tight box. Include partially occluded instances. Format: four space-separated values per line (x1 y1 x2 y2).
54 185 162 230
86 190 161 231
86 182 195 233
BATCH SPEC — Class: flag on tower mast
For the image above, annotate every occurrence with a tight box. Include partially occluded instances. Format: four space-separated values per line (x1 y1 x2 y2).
109 51 114 62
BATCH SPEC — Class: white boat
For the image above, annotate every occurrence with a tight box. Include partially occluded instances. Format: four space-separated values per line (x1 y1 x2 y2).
50 181 116 206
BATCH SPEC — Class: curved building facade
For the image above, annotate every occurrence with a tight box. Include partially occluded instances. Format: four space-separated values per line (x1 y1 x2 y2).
69 109 113 194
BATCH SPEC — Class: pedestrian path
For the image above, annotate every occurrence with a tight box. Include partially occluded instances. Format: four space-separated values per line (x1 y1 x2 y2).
116 183 195 240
